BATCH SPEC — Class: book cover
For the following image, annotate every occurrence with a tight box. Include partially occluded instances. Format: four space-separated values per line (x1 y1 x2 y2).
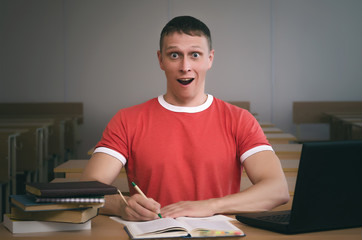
3 214 91 234
112 215 245 239
10 206 99 224
11 194 104 211
26 181 118 197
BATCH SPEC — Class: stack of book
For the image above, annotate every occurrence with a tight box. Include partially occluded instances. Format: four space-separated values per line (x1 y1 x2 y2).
3 181 118 233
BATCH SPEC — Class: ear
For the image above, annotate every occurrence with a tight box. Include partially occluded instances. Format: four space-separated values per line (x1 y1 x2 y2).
157 50 165 70
207 49 215 70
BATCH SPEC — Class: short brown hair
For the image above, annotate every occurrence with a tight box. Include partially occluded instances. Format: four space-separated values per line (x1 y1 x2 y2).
159 16 212 52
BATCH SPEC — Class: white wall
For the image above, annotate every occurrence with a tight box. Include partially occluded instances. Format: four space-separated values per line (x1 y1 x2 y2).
1 0 362 158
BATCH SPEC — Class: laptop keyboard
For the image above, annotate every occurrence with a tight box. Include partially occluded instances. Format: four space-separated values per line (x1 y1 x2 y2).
257 213 291 223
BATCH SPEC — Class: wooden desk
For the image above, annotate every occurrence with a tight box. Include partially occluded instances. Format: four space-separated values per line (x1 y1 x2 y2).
0 102 83 160
324 112 362 140
265 133 297 144
258 122 275 128
0 116 74 164
272 144 302 159
0 120 53 183
1 214 362 240
262 127 283 133
0 129 28 214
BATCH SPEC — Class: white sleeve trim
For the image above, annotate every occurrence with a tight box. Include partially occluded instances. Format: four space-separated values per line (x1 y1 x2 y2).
93 147 127 166
240 145 274 163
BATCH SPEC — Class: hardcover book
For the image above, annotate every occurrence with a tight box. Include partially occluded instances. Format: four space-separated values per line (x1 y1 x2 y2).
10 206 98 224
26 181 118 197
3 214 92 233
35 196 105 203
10 194 104 211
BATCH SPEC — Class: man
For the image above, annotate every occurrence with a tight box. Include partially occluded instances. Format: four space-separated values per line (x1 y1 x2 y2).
81 16 289 221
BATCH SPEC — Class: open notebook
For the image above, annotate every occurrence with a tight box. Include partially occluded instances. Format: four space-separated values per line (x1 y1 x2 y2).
236 140 362 234
111 215 245 239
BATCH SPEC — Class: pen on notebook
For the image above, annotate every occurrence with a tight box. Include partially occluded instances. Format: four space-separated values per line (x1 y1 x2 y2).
132 182 162 218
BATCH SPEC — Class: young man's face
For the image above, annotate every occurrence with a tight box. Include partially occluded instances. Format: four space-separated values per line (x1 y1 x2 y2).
157 32 214 106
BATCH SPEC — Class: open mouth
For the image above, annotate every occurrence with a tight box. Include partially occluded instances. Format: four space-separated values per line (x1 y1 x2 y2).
177 78 194 85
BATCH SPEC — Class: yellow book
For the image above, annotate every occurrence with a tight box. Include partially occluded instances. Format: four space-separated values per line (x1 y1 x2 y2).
10 206 99 224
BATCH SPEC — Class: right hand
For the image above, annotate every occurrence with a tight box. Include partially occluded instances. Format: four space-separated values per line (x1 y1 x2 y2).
120 194 161 221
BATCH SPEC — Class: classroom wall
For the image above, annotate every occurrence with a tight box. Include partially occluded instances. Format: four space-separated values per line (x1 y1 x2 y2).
1 0 362 158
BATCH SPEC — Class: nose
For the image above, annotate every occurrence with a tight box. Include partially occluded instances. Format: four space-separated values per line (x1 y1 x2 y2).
180 57 191 72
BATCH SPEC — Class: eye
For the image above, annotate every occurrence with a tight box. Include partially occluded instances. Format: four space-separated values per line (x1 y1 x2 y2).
170 52 179 59
192 52 200 58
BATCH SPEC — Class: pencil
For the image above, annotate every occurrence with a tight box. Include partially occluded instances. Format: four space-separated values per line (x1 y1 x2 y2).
117 189 129 206
132 182 162 218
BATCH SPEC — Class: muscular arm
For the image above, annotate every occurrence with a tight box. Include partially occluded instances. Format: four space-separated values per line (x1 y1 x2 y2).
81 152 161 221
161 150 290 218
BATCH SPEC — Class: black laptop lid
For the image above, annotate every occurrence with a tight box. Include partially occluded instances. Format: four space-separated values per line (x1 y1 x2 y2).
289 140 362 233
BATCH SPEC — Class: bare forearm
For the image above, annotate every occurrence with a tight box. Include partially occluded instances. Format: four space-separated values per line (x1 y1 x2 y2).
161 178 289 218
98 194 127 216
212 179 290 214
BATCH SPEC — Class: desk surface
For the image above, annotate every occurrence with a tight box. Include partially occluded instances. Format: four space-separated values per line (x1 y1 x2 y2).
262 127 283 133
1 214 362 240
265 133 297 143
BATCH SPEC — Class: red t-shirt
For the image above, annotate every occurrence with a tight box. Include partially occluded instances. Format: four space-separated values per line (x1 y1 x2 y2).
94 95 272 207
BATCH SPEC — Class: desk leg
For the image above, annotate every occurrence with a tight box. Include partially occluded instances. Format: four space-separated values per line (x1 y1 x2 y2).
59 121 65 164
43 128 49 182
9 135 17 197
36 128 44 182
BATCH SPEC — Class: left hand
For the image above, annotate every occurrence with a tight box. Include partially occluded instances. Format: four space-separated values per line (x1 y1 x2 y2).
160 199 218 219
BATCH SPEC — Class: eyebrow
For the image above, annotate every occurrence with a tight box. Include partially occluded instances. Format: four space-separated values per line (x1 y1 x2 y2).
165 45 203 51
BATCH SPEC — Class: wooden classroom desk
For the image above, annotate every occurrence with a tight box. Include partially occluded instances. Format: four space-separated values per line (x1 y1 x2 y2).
0 120 53 183
258 122 275 128
323 112 362 140
0 129 29 212
262 127 283 133
272 144 302 159
265 133 297 144
1 213 362 240
0 114 82 163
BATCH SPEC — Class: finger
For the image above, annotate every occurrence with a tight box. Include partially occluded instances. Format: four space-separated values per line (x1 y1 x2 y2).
128 195 161 220
147 198 162 213
133 195 161 214
124 205 156 221
161 202 188 218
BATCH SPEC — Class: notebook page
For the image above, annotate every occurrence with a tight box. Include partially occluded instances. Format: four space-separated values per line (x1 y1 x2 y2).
126 218 190 236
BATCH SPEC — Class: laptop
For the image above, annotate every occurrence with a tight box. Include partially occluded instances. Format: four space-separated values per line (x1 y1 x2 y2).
236 140 362 234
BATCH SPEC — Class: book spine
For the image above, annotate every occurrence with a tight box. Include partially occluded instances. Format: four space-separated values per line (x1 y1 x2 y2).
35 197 105 203
3 214 92 233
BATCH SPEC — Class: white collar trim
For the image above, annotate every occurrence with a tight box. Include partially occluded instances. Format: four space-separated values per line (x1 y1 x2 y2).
158 94 213 113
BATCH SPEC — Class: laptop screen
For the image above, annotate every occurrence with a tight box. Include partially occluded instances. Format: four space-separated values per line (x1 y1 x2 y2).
289 140 362 232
